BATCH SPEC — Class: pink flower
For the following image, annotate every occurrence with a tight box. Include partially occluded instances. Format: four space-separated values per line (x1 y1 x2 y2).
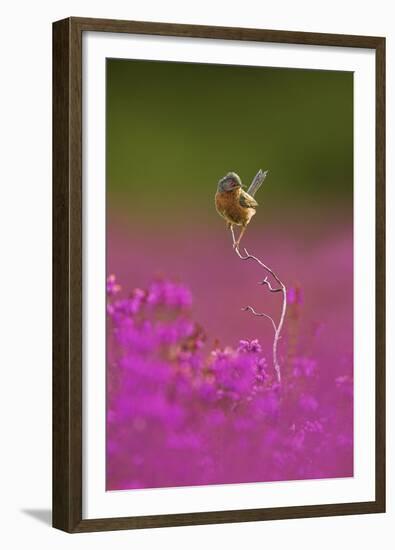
106 274 121 296
106 277 353 491
237 339 262 354
287 286 303 305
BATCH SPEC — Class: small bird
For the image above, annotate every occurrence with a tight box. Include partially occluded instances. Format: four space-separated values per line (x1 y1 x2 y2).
215 169 268 249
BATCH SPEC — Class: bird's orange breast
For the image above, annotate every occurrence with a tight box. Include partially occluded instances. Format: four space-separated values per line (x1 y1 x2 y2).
215 189 255 226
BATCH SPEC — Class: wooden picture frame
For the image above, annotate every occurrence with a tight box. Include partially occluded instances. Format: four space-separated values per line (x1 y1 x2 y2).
53 16 385 533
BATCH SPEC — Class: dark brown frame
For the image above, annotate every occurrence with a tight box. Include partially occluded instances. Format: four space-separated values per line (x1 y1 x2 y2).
53 16 386 533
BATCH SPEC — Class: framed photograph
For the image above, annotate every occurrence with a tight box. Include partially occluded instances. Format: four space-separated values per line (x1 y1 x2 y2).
53 17 385 532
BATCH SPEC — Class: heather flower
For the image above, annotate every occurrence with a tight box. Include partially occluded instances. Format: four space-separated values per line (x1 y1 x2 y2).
253 391 280 419
287 286 303 305
156 318 194 345
106 277 353 491
256 357 267 372
177 350 192 362
335 375 353 397
299 394 319 412
147 280 192 309
290 430 305 450
106 274 121 296
254 357 268 383
303 420 324 433
336 434 352 447
127 288 146 314
234 417 254 431
207 409 226 426
198 381 217 402
167 432 201 450
211 347 232 361
292 356 317 378
237 339 262 354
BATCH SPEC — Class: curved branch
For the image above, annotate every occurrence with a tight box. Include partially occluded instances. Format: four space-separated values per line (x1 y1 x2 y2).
259 276 283 293
230 226 287 383
241 305 277 334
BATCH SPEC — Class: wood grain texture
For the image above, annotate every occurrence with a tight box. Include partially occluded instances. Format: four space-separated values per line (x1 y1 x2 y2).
52 17 83 532
70 16 384 48
375 37 386 513
52 17 386 533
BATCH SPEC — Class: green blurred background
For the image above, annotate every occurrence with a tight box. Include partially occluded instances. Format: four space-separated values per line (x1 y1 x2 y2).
106 58 353 227
106 57 354 380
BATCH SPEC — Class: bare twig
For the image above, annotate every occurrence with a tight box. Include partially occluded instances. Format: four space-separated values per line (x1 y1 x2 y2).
230 226 287 383
260 276 282 293
241 306 277 334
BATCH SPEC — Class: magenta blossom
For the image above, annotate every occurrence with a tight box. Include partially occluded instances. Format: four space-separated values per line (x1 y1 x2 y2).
106 274 121 296
106 277 353 491
237 339 262 354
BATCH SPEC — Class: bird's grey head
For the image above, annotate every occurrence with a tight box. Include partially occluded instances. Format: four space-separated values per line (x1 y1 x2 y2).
217 172 242 192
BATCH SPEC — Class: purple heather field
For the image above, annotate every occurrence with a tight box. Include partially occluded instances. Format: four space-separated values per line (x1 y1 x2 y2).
106 218 353 491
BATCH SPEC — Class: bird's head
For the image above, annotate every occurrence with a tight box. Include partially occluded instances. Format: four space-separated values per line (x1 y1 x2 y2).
217 172 242 192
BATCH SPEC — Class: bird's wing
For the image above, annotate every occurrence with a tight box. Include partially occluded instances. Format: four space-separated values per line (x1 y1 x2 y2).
247 169 269 197
239 190 258 208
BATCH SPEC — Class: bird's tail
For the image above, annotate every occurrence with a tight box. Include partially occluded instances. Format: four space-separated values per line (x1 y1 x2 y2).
247 169 269 197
